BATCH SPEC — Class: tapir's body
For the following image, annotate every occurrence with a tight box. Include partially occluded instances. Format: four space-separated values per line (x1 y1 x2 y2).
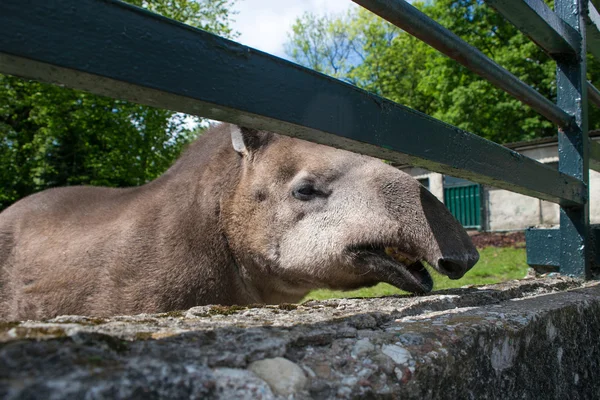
0 124 478 320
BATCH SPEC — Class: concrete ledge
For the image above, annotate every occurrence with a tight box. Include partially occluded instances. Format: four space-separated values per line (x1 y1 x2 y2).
1 277 599 399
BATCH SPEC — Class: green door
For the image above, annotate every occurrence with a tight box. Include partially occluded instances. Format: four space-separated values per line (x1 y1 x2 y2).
443 184 481 229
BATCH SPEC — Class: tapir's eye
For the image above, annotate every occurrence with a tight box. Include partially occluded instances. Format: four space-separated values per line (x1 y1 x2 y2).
292 183 321 201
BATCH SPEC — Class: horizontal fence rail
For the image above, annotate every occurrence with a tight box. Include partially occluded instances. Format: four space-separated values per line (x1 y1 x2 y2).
488 0 600 116
487 0 600 63
0 0 586 206
484 0 580 58
352 0 575 128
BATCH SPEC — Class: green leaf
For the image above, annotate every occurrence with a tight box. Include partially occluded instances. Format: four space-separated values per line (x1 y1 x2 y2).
1 0 238 210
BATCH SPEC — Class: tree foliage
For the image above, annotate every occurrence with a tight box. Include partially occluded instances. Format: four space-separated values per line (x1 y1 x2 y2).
285 0 600 144
0 0 237 209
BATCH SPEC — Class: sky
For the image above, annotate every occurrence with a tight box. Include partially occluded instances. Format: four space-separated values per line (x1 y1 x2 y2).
187 0 357 130
230 0 357 58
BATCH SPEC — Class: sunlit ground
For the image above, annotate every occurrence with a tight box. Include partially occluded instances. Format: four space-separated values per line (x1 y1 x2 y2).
303 246 529 301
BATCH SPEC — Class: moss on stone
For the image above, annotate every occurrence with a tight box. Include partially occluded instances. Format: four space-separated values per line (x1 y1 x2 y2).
9 326 67 340
85 318 108 325
278 303 299 311
131 319 159 324
86 355 105 365
208 305 247 316
73 317 108 326
91 333 130 353
246 303 266 309
0 321 20 332
134 332 154 340
157 310 185 318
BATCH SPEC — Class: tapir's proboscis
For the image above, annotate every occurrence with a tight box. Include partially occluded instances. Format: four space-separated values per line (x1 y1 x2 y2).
0 124 479 320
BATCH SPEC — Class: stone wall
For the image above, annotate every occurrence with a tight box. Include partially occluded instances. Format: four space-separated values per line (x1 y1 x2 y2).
1 277 599 399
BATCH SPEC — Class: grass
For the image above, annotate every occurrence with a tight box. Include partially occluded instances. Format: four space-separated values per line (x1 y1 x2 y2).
303 246 529 302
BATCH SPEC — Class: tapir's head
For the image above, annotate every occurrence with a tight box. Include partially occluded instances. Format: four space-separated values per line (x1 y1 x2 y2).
222 125 479 300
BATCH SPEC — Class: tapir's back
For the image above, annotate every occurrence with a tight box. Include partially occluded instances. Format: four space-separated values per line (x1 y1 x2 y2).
0 185 150 319
0 185 139 258
0 126 240 320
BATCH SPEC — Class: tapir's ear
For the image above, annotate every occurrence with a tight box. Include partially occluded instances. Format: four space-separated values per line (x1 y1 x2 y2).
230 125 272 156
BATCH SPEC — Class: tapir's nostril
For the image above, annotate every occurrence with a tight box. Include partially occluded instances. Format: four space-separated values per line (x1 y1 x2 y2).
438 259 467 280
468 251 480 269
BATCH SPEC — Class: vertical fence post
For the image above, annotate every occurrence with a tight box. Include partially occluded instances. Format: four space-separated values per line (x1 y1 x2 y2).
557 0 591 278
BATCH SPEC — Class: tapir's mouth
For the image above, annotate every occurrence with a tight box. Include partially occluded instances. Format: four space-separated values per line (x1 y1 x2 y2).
349 245 433 294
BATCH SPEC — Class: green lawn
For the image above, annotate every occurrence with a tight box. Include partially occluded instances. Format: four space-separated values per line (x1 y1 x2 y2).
303 246 529 301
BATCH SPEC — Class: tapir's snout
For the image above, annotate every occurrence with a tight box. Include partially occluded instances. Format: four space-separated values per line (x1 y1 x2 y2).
351 173 480 294
408 183 479 281
436 250 479 280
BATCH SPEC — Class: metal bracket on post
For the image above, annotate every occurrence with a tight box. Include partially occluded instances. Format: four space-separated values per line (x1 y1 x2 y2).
556 0 591 278
526 226 600 273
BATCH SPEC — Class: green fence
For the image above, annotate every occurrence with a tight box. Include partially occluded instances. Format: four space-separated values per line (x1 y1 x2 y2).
444 185 482 230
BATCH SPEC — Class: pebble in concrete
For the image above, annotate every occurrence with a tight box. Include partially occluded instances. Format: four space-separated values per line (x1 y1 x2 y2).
382 344 412 365
213 368 275 400
351 338 375 358
248 357 307 396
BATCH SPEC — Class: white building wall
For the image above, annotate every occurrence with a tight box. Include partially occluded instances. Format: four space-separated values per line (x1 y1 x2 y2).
589 170 600 223
428 173 444 203
487 143 600 230
486 189 541 231
486 144 555 231
540 199 560 225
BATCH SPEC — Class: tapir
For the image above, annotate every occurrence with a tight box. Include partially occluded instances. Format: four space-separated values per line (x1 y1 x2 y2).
0 123 478 320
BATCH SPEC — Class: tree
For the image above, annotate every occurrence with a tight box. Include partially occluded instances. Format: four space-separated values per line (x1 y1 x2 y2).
343 7 437 116
285 0 600 144
285 11 358 80
0 0 238 210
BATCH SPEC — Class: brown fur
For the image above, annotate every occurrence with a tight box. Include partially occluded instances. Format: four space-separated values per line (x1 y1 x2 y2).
0 124 478 320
